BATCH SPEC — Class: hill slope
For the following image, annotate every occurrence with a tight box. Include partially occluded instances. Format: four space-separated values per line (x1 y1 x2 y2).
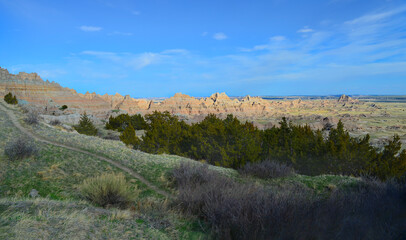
0 100 368 239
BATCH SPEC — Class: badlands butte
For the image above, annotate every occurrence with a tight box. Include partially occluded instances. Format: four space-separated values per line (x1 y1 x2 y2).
1 66 405 147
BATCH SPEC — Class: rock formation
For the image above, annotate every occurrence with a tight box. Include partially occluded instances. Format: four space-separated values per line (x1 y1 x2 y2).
0 67 277 117
0 67 110 114
0 67 364 128
338 94 354 103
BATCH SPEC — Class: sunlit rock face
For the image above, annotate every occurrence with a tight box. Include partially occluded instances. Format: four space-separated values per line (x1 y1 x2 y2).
0 67 275 118
1 67 363 128
0 67 111 113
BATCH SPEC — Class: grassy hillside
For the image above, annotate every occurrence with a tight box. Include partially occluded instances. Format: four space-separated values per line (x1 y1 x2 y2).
0 102 208 239
1 101 376 239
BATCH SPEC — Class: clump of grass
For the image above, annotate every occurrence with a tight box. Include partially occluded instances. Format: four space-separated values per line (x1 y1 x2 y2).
79 172 139 208
239 160 295 179
4 137 39 161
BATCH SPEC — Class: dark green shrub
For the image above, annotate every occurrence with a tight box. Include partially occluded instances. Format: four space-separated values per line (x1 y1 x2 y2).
59 105 68 111
74 113 98 136
79 172 138 208
119 123 140 148
367 135 406 180
106 113 147 131
4 92 18 105
4 137 38 161
141 111 189 154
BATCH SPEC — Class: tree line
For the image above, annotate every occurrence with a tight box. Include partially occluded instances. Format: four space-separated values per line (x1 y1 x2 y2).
104 111 406 180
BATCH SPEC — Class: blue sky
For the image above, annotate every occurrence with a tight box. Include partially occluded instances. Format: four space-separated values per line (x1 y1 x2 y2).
0 0 405 97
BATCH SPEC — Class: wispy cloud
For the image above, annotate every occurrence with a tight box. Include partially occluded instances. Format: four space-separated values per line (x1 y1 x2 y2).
213 32 227 40
79 48 190 70
270 36 286 41
79 25 102 32
161 49 189 55
345 5 406 25
39 5 406 96
297 26 314 33
127 53 161 70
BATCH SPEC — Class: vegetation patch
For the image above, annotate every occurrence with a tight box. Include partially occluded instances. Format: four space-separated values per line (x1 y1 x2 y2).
120 123 141 148
172 163 406 240
59 104 68 111
24 110 39 125
137 112 406 180
3 92 18 105
73 112 98 136
49 119 61 126
79 172 139 208
239 160 294 179
106 113 147 131
4 137 38 161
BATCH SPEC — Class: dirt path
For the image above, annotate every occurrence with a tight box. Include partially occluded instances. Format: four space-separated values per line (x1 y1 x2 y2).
0 102 174 199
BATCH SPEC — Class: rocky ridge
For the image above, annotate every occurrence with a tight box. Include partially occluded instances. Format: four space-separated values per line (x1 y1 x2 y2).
1 67 370 132
0 67 275 117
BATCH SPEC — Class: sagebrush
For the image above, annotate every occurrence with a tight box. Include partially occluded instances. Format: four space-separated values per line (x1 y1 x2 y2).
239 160 294 179
4 137 39 161
172 164 406 240
49 119 61 126
25 110 39 125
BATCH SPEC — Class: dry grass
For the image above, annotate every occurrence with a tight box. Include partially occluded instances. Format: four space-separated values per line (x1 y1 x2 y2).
0 198 172 240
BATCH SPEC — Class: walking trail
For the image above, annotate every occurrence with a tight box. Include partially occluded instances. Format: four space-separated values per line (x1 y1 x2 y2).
0 102 174 199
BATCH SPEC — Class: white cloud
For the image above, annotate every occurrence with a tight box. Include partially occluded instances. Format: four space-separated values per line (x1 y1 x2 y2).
201 32 208 36
131 10 141 15
213 32 227 40
63 6 405 95
297 26 314 33
79 25 102 32
270 36 286 41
